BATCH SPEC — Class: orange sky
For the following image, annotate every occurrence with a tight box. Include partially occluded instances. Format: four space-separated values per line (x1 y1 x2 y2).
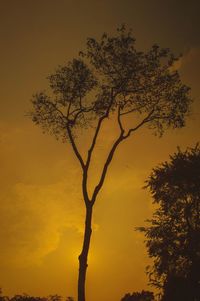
0 1 200 301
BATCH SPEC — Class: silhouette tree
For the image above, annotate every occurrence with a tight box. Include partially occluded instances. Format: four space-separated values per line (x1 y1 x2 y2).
29 25 191 301
0 292 65 301
121 290 154 301
0 289 9 301
138 145 200 300
10 295 47 301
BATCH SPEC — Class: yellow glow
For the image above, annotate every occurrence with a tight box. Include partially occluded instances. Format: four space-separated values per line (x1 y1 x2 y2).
0 2 200 301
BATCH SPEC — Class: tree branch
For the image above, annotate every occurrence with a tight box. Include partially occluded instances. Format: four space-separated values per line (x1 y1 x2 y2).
67 101 72 118
66 124 85 170
45 99 68 121
91 132 124 203
123 108 155 139
117 105 125 133
82 169 90 206
120 102 147 116
86 88 115 169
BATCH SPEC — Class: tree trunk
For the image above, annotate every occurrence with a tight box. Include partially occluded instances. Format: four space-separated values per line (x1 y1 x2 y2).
78 203 93 301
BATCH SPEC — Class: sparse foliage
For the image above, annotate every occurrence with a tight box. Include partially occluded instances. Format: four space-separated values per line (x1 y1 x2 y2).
29 25 191 301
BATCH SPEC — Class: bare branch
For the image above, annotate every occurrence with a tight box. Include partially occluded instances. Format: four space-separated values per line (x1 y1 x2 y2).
86 88 115 169
82 169 90 206
44 98 68 121
68 107 80 116
67 101 72 118
123 108 155 139
120 102 147 116
117 105 125 133
91 132 124 203
66 124 85 170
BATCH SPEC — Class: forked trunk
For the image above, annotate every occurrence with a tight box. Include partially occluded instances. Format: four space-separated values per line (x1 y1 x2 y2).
78 204 93 301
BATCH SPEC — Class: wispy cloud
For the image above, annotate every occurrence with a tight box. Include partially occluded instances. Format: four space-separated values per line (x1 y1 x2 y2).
0 179 85 268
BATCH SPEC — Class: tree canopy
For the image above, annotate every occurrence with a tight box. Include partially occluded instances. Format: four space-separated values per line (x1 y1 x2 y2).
29 25 191 143
138 145 200 300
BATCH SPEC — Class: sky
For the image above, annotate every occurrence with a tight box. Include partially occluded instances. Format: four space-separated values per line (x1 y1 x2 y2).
0 1 200 300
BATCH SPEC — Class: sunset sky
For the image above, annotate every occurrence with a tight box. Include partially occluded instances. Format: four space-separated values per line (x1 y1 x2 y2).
0 1 200 301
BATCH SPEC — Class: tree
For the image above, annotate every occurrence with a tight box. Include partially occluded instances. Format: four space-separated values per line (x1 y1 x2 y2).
0 292 64 301
138 145 200 300
9 295 47 301
121 290 154 301
0 289 9 301
29 25 191 301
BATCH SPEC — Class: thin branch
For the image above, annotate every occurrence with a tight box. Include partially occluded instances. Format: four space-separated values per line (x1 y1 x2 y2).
120 102 147 116
66 124 85 170
41 102 85 171
80 87 116 205
86 115 106 168
76 105 96 120
82 170 90 206
86 88 115 169
79 93 83 108
91 132 124 204
123 108 155 139
68 107 81 116
67 101 72 118
117 105 124 133
45 99 68 120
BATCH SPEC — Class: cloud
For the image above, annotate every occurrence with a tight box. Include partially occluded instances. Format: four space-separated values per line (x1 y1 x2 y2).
0 121 87 268
0 179 85 268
